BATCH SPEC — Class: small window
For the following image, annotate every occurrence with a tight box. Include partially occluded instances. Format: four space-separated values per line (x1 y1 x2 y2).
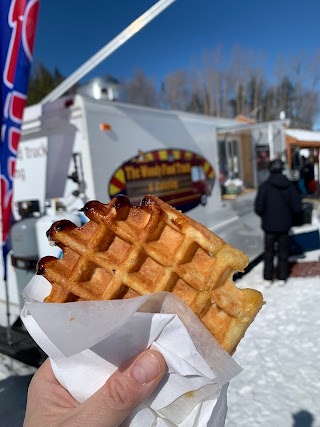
199 167 205 180
191 166 200 182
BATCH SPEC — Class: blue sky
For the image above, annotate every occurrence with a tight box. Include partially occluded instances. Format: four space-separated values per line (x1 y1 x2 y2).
32 0 320 87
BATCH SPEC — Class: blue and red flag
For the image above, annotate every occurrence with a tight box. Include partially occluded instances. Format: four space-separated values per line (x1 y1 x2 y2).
0 0 39 278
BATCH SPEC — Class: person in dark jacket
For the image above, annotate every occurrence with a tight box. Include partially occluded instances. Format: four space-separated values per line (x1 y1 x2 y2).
254 159 302 286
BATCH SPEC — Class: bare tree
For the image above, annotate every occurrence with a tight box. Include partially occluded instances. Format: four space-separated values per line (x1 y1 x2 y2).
309 49 320 89
121 45 320 129
124 70 158 107
222 68 234 117
229 46 253 116
189 71 205 114
203 68 214 115
201 46 226 116
292 52 305 121
161 70 190 110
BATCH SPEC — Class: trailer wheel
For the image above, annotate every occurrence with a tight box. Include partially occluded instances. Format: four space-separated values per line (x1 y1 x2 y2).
200 194 207 205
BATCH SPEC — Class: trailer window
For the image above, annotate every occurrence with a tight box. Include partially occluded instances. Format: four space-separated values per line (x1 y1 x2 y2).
199 167 205 180
191 166 200 182
191 166 206 182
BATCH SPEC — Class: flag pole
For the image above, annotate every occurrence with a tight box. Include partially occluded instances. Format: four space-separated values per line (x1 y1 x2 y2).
4 278 12 345
0 209 12 345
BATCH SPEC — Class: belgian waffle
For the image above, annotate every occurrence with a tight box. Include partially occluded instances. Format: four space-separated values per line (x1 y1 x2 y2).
37 194 264 354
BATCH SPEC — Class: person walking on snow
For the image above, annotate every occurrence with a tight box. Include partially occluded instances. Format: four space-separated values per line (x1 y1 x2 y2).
254 159 302 286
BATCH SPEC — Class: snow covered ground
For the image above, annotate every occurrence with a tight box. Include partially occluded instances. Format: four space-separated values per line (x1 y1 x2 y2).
226 250 320 427
1 252 319 426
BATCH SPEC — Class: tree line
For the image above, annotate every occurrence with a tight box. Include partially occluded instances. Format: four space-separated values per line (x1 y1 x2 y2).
28 46 320 129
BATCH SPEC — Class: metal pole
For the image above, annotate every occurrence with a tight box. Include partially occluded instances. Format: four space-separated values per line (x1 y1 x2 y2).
268 123 274 159
4 277 12 345
41 0 176 104
0 205 12 345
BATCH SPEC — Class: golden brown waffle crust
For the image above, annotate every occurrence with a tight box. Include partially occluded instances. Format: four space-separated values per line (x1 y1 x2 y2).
37 194 264 354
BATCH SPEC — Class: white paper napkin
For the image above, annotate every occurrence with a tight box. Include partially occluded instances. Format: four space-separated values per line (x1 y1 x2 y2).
21 275 242 426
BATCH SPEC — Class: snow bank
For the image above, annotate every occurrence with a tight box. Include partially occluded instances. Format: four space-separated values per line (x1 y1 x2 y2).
226 260 320 427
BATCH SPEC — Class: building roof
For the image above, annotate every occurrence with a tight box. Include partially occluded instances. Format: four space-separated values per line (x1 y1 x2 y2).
286 129 320 142
234 114 256 124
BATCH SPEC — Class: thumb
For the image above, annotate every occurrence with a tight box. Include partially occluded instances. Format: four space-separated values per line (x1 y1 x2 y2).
72 350 167 427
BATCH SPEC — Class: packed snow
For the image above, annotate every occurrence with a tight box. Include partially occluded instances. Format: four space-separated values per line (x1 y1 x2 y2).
226 251 320 427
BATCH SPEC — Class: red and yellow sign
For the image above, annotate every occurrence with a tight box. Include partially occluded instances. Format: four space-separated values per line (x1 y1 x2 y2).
109 149 215 213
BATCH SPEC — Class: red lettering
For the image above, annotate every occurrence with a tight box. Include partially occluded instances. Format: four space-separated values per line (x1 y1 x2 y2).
9 127 20 154
23 0 39 60
10 92 26 122
8 157 16 180
4 0 27 87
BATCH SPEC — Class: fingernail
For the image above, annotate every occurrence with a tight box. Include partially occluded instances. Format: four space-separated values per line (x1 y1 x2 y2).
132 352 161 384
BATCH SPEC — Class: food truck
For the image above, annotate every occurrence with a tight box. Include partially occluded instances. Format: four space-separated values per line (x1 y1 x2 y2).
0 83 290 326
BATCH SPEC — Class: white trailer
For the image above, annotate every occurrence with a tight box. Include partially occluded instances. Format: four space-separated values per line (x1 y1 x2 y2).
1 92 291 325
17 93 265 251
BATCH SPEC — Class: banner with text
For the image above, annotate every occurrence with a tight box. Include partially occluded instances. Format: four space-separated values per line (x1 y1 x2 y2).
0 0 40 277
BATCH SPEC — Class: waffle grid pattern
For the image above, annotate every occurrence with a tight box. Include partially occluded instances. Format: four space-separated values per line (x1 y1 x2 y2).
38 195 264 353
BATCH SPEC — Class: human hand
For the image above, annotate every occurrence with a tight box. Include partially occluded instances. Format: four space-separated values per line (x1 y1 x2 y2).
24 349 167 426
